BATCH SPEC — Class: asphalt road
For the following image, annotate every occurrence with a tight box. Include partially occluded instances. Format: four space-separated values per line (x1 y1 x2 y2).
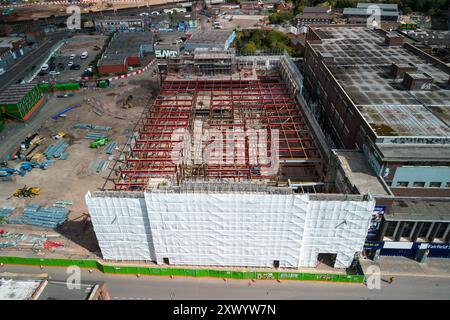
1 264 449 300
0 31 67 92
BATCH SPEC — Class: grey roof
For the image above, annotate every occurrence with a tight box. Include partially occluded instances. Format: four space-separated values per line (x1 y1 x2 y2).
0 81 39 105
185 30 234 46
377 144 450 162
343 8 399 17
335 150 390 196
386 199 450 222
309 27 450 139
357 2 398 10
98 32 154 66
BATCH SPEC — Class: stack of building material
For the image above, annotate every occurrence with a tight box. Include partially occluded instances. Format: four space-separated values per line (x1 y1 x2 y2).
0 207 15 219
96 159 109 173
59 152 69 160
74 123 112 132
91 125 112 132
43 140 69 159
102 141 117 154
85 132 106 140
74 123 92 129
21 205 69 228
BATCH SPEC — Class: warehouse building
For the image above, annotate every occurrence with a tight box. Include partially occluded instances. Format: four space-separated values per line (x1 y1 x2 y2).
183 30 236 52
302 25 450 260
343 2 399 24
97 32 154 75
0 81 44 121
86 52 377 269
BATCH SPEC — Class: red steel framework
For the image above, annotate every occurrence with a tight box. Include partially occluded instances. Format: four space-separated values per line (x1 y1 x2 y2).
112 78 322 191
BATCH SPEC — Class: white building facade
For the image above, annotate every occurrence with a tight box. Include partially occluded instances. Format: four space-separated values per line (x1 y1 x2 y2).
86 191 375 268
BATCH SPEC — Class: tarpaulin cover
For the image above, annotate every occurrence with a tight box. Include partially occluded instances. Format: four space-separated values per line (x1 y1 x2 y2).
86 192 374 268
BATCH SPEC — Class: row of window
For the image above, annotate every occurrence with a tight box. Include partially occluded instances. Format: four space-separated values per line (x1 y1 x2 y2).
394 181 450 188
384 221 449 242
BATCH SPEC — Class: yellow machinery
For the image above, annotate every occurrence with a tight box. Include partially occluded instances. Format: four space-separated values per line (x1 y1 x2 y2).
14 186 41 198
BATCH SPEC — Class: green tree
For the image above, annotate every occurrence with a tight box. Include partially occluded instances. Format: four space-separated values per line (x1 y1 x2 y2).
244 41 257 55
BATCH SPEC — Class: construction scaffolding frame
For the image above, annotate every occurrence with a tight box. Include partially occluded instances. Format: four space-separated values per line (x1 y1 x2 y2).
110 75 323 191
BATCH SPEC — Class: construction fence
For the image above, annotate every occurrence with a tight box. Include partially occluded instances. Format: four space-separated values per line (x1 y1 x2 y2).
38 82 81 92
0 256 365 283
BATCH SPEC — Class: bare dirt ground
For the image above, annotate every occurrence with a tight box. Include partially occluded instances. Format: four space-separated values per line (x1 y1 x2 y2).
0 66 160 259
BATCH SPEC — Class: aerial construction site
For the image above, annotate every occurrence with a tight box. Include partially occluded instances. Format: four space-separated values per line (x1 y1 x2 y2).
86 51 375 269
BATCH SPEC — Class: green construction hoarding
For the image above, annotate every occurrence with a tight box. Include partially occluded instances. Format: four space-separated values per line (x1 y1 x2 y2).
39 82 81 92
0 256 365 283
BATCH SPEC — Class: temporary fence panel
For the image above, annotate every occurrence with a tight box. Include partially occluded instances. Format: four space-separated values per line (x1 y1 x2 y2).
0 256 365 283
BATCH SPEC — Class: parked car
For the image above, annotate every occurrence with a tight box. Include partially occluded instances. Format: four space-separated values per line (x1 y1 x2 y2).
70 64 80 70
68 61 74 67
80 51 88 59
58 63 65 70
38 71 48 76
41 64 49 71
49 70 60 76
69 54 76 60
0 68 5 76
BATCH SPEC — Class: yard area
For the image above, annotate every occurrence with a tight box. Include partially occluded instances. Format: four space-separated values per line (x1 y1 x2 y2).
0 67 160 259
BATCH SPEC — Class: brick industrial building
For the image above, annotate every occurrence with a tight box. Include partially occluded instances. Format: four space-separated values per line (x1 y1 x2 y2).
97 32 154 75
302 25 450 259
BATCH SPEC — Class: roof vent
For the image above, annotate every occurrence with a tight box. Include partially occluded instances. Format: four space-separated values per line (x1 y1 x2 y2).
390 63 418 78
403 72 433 91
385 34 404 46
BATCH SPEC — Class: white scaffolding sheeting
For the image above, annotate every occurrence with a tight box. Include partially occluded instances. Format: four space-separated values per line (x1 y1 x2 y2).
86 191 375 268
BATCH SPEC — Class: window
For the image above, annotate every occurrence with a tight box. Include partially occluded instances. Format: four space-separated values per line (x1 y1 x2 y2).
418 222 432 239
446 182 450 188
396 181 409 187
429 182 442 188
413 182 425 187
401 222 415 238
436 223 448 239
384 221 397 237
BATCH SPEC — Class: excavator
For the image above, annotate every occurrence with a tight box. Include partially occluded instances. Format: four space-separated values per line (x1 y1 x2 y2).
13 186 41 198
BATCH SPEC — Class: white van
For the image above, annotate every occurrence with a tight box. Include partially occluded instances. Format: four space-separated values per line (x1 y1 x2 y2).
80 51 88 59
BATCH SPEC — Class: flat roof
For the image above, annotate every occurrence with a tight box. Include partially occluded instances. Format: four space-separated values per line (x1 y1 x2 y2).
376 144 450 162
186 30 234 46
0 81 38 105
335 150 390 196
309 27 450 138
98 32 154 66
357 2 398 10
0 277 41 300
343 8 398 17
386 199 450 222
